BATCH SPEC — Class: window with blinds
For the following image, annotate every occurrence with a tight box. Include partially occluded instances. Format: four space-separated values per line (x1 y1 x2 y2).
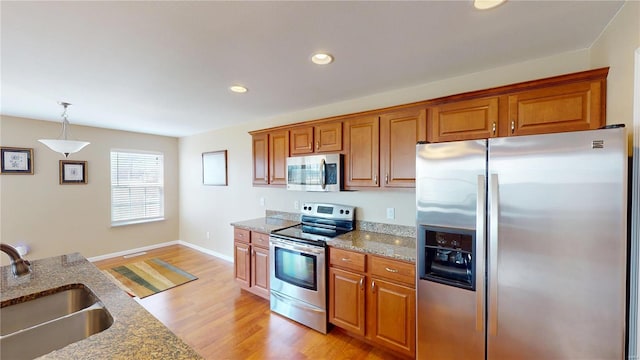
110 150 164 226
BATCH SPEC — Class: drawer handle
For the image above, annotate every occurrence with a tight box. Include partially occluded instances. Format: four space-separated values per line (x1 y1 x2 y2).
341 257 352 262
385 267 399 273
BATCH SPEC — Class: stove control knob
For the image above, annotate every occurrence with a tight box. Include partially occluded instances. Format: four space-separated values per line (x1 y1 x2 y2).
340 209 344 214
345 210 350 215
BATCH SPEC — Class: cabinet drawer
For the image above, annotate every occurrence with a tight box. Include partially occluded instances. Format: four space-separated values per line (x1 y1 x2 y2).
370 256 415 287
330 248 366 273
251 231 270 249
234 228 250 243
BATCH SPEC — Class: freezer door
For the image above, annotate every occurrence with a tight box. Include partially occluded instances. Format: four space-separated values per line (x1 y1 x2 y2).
487 127 627 359
416 139 486 360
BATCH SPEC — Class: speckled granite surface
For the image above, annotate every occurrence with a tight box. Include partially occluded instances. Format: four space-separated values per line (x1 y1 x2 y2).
329 231 416 263
231 213 417 263
0 253 202 359
230 217 299 233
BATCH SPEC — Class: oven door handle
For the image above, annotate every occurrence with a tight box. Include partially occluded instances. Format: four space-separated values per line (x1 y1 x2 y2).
271 291 325 313
270 237 324 255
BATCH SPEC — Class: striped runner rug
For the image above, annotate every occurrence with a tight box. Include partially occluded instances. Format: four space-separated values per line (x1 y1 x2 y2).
102 258 197 298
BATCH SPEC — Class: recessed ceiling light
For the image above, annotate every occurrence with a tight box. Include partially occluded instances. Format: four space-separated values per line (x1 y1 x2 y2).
229 85 248 93
311 52 334 65
474 0 506 10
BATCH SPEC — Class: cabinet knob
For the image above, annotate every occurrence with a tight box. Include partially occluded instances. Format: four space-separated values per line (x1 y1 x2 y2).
492 122 496 135
316 141 319 150
371 280 376 292
374 174 378 185
385 173 389 184
359 277 364 289
511 120 515 134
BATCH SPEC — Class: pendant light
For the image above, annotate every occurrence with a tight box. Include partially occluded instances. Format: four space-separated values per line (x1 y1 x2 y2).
38 102 90 158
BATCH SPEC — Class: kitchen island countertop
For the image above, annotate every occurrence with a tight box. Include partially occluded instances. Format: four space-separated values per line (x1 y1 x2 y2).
0 253 202 359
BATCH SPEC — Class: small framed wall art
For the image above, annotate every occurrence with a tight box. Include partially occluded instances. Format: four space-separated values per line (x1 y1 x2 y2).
202 150 227 186
1 147 34 175
59 160 87 184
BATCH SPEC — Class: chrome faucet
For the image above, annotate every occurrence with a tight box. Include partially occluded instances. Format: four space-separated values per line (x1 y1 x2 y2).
1 243 31 277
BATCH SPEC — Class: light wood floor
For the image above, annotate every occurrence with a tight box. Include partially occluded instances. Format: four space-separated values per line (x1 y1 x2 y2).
94 245 404 360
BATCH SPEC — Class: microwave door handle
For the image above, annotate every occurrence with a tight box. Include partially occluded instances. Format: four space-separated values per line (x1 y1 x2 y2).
320 159 326 189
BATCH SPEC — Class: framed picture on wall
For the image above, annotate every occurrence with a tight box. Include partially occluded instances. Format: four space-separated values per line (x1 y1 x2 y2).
1 147 34 175
60 160 87 184
202 150 227 186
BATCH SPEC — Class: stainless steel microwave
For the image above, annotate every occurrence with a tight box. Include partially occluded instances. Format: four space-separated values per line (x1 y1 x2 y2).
286 154 342 192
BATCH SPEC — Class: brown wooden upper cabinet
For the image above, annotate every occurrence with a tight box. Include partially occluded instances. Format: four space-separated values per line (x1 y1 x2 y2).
290 122 343 155
507 80 604 136
427 68 607 142
427 97 499 142
345 115 380 188
251 130 289 186
380 108 427 188
252 133 268 185
268 130 289 185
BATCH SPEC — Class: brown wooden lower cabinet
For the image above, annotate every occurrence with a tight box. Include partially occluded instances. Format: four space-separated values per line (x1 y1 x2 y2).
328 247 416 358
233 227 270 300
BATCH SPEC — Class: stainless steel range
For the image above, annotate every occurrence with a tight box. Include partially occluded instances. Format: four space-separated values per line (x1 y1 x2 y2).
269 202 355 334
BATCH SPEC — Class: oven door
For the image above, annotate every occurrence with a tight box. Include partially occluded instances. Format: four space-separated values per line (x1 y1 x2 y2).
269 236 326 309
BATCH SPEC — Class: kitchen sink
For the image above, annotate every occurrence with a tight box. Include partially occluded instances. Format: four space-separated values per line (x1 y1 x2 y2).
1 284 99 336
0 284 113 360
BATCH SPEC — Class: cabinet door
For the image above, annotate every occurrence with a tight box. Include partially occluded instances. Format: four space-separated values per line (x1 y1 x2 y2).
329 267 366 336
251 246 270 300
252 133 269 185
369 278 416 357
290 127 314 155
315 122 343 153
234 241 250 289
508 80 604 136
428 97 499 142
269 130 289 185
345 116 379 188
380 108 426 188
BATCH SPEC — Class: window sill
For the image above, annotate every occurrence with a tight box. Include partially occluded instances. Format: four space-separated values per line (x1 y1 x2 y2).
111 217 165 227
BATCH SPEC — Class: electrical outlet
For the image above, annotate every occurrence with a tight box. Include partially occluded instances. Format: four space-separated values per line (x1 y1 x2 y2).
260 197 265 206
294 200 300 210
386 207 395 220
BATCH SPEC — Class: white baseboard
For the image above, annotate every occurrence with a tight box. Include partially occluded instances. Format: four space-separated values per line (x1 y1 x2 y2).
177 240 233 263
87 240 233 263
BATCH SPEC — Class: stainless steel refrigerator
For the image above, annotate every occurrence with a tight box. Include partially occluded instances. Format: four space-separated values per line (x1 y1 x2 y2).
416 127 628 359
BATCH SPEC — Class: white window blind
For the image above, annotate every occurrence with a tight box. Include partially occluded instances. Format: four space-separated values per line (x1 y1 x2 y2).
110 151 164 226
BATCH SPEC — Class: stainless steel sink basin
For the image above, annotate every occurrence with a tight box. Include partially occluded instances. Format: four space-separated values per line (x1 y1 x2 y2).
1 284 99 336
0 284 113 360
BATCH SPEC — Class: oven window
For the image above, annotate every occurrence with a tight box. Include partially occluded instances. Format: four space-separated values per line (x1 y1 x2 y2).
274 247 317 291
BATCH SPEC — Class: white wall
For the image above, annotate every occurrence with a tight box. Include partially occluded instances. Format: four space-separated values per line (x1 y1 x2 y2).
0 116 180 262
590 0 640 150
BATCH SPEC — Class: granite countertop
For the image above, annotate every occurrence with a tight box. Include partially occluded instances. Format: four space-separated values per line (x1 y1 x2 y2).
0 253 202 359
230 217 299 234
329 230 416 263
231 214 416 264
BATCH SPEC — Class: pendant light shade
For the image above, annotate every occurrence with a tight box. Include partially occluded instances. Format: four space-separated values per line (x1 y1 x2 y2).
38 102 90 158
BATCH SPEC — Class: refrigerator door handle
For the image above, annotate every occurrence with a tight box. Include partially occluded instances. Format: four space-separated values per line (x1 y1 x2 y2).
476 175 486 333
489 173 499 336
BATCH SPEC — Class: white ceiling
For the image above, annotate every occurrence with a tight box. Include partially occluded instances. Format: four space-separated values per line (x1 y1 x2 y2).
0 1 625 137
